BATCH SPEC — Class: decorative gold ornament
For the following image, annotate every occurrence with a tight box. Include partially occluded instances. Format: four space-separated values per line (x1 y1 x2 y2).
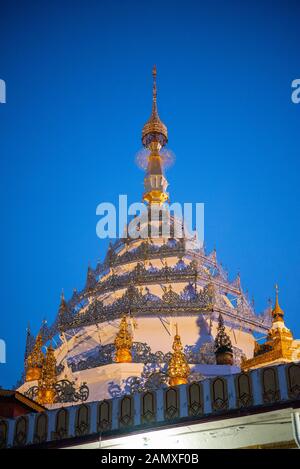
25 333 44 382
114 315 133 363
242 285 300 371
37 344 57 405
167 325 190 386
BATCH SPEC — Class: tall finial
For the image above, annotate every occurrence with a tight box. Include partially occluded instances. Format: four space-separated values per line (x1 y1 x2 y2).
152 65 157 114
25 333 44 382
272 284 284 322
58 290 70 330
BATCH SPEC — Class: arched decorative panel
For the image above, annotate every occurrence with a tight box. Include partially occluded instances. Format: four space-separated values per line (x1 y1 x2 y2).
119 396 134 427
33 413 48 444
52 408 69 440
262 367 280 403
286 363 300 400
14 416 28 447
0 420 8 449
75 404 90 436
187 382 203 416
235 373 253 408
141 391 156 424
98 400 112 431
164 387 179 420
211 377 228 411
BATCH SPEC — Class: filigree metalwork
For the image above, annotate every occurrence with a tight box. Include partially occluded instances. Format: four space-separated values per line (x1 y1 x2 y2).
24 380 89 404
69 344 115 372
67 340 244 374
184 343 216 365
53 380 89 403
24 386 39 401
54 282 244 335
24 238 271 351
103 239 185 270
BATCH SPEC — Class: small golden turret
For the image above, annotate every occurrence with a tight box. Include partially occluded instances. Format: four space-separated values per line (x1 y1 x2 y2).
114 315 133 363
37 344 57 405
142 66 169 205
167 325 190 386
25 333 44 382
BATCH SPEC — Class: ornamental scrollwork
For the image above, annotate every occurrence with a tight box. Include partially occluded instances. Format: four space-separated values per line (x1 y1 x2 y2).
53 380 89 403
24 385 39 401
27 236 271 345
108 364 169 398
67 341 244 374
24 380 89 404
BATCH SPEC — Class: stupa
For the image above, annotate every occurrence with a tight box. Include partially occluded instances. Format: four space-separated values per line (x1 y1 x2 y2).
18 67 275 406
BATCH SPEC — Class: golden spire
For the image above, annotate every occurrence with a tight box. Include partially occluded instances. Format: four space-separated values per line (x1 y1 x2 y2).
167 325 190 386
37 344 57 405
25 333 44 382
272 284 284 322
114 315 133 363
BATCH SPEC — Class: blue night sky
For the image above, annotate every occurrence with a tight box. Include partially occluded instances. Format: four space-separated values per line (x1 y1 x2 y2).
0 0 299 388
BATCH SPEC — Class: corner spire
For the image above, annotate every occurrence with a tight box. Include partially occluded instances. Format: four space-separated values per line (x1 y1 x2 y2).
152 65 158 115
114 315 133 363
167 325 190 386
214 314 233 365
57 290 71 330
142 66 168 149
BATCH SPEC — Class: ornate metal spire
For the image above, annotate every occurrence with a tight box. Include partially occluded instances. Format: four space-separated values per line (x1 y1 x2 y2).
214 314 233 365
272 284 284 322
37 344 57 405
24 322 35 363
25 333 44 382
114 315 133 363
86 265 96 290
152 64 157 115
167 325 190 386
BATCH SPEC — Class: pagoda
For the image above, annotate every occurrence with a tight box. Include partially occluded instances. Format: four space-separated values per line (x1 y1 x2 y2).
18 67 283 405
